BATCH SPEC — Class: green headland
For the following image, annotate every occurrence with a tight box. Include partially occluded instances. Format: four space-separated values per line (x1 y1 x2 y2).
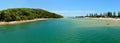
0 8 63 22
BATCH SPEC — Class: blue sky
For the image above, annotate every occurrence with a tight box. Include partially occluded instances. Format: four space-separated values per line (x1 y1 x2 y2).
0 0 119 16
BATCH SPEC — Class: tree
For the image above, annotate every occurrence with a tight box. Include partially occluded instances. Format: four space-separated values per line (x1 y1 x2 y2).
94 13 98 17
113 12 116 18
106 12 112 17
89 13 94 17
118 12 120 17
99 13 104 17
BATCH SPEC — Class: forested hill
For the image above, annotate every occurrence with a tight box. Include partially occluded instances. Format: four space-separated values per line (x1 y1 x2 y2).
0 8 63 22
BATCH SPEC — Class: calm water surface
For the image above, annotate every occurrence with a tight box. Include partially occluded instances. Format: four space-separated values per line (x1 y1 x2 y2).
0 18 120 43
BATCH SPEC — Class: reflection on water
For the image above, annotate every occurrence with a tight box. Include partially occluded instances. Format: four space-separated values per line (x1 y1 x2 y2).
0 18 120 43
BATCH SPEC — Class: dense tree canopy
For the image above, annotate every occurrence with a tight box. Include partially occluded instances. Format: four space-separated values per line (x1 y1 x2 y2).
86 12 120 18
0 8 63 22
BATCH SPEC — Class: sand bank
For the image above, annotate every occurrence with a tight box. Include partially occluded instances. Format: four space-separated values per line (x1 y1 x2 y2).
91 18 120 21
0 18 47 25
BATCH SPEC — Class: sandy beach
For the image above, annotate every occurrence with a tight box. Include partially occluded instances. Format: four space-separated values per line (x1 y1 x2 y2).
91 18 120 21
0 18 47 25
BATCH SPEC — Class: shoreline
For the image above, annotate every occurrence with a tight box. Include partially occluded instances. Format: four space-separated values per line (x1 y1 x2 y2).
91 18 120 21
0 18 47 25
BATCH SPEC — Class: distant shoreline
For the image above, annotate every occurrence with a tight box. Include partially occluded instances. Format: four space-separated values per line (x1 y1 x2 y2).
0 18 47 25
90 18 120 21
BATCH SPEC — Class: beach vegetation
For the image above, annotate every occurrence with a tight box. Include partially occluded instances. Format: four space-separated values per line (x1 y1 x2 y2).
86 12 120 18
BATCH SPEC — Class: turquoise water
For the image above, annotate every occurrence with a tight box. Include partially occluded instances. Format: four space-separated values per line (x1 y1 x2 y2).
0 18 120 43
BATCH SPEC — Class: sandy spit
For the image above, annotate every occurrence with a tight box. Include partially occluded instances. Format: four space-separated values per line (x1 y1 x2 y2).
0 18 47 25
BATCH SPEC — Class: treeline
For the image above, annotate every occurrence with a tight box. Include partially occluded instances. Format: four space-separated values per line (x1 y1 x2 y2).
0 8 63 22
86 12 120 18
